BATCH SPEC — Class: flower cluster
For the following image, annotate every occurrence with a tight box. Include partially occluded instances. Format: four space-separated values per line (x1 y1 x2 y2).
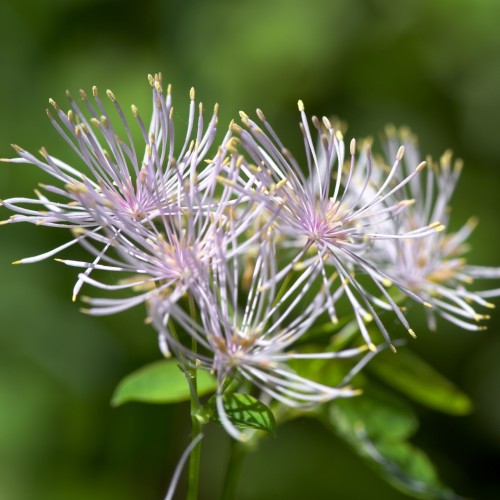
372 126 500 331
2 75 499 438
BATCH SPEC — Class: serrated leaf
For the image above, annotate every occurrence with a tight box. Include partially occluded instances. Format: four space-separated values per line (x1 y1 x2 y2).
367 349 472 415
111 360 217 407
206 393 276 434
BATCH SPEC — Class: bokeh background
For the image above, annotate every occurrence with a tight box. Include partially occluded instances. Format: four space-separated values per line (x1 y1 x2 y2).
1 0 500 499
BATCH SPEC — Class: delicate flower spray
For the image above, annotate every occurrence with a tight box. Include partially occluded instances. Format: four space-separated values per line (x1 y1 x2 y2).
2 74 499 500
375 127 500 331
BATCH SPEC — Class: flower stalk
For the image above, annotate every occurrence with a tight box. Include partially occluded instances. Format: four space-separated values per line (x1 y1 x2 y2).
186 368 203 500
221 439 248 500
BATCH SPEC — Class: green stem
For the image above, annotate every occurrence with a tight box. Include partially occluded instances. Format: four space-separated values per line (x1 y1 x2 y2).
221 439 248 500
186 294 202 500
186 389 202 500
185 352 204 500
271 268 293 309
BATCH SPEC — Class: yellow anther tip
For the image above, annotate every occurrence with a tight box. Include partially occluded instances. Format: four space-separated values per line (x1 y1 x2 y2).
322 116 332 130
399 199 416 207
154 81 163 93
467 216 479 228
416 161 427 172
350 138 356 156
231 123 242 134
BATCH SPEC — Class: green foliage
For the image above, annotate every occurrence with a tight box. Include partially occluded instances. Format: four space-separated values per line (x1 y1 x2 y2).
324 388 459 499
367 349 473 415
287 345 472 497
111 360 217 406
205 393 276 435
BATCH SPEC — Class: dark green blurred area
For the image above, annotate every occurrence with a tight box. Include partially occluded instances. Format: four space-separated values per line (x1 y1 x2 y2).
1 0 500 498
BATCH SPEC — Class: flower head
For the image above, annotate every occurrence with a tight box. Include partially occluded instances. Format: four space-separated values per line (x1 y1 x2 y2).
221 103 442 351
150 236 377 439
374 127 500 330
1 75 219 254
1 74 240 308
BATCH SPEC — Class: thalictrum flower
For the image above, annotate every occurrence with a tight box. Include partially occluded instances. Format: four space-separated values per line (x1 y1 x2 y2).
376 127 500 330
149 236 378 439
56 134 266 320
1 74 233 304
220 102 443 351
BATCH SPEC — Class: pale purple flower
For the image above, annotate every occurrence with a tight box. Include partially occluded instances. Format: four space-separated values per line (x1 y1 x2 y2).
375 128 500 331
149 236 378 439
62 142 272 325
1 74 235 305
220 103 442 351
1 77 217 255
58 137 266 321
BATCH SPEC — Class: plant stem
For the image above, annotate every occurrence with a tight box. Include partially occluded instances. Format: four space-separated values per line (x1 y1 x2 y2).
221 439 247 500
185 360 204 500
186 294 202 500
186 405 202 500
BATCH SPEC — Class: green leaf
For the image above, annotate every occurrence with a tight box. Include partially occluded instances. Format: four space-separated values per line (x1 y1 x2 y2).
332 387 417 441
111 360 217 407
299 316 352 345
325 388 458 499
288 321 370 389
376 441 443 492
363 438 456 499
205 393 276 434
367 349 472 415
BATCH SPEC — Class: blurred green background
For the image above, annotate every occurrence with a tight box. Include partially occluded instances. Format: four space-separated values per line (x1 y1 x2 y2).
1 0 500 498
